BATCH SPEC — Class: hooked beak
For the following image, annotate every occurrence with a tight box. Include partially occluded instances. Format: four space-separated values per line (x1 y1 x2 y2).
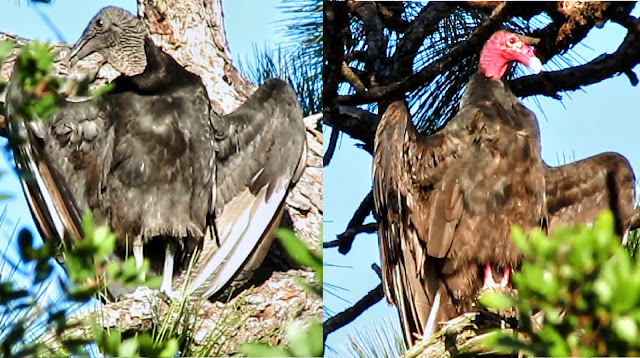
69 35 100 68
527 56 543 74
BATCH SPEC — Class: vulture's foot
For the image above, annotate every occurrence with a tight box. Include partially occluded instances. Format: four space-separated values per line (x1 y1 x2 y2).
159 241 179 300
481 263 511 292
133 235 145 281
129 286 158 303
159 286 180 301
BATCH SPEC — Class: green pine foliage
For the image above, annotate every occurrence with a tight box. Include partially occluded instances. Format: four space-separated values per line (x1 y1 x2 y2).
237 0 321 117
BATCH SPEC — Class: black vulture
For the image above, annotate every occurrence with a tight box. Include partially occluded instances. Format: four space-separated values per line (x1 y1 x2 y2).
373 30 636 347
6 6 307 299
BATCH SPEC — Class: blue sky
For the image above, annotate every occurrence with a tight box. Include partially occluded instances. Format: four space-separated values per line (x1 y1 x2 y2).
0 0 289 351
323 7 640 357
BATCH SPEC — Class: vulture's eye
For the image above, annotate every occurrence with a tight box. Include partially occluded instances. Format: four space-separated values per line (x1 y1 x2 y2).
508 37 516 45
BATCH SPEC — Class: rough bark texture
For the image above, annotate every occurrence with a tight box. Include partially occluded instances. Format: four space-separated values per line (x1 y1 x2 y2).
0 0 322 354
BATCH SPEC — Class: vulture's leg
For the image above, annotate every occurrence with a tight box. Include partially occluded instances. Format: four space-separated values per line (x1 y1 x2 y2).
481 263 498 291
499 267 511 289
482 264 512 292
133 235 145 281
159 241 178 299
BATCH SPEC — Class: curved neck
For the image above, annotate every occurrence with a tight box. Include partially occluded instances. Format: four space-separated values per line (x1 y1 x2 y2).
114 38 200 94
479 50 508 79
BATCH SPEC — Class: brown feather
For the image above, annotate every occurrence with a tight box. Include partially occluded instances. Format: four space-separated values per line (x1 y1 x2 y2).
546 152 635 236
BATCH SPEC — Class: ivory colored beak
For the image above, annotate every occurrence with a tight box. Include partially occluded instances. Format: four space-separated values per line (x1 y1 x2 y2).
528 57 543 74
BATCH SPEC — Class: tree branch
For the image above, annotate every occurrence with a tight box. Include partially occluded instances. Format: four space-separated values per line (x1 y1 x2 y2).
531 2 635 62
323 223 377 250
352 2 388 76
392 2 453 78
336 2 513 106
511 15 640 99
337 191 375 254
323 127 340 167
323 283 384 344
323 106 379 154
323 2 349 141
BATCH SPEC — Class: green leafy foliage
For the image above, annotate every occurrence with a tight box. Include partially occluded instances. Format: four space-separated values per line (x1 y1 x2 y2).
241 229 323 357
94 330 178 358
12 41 61 121
481 211 640 357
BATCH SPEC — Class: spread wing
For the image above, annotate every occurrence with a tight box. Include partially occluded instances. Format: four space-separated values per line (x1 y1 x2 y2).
373 101 463 345
5 66 100 247
183 79 307 298
545 152 636 239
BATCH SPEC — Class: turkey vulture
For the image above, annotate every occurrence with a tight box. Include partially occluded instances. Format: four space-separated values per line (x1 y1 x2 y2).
373 30 636 347
6 6 307 299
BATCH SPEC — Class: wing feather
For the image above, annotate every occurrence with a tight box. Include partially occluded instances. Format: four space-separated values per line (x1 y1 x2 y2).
373 101 462 345
179 79 307 298
545 152 636 236
5 66 89 246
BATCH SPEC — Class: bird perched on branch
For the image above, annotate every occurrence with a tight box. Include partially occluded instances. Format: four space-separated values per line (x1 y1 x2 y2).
373 30 635 347
6 6 307 299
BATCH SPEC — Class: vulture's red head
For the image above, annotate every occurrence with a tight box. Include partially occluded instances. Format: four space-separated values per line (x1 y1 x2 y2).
479 30 542 79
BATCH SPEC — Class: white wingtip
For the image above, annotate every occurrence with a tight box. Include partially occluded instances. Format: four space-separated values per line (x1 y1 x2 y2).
424 291 441 338
528 56 543 74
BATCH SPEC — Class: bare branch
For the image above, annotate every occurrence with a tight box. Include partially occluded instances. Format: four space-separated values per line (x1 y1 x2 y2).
392 2 453 78
352 2 388 75
341 62 365 92
323 223 377 250
323 2 349 138
371 263 381 278
511 15 640 99
336 2 513 106
323 106 379 154
337 191 375 254
323 127 340 167
323 283 384 343
324 224 376 249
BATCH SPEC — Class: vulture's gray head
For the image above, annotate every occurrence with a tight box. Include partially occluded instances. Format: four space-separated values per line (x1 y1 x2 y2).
69 6 148 76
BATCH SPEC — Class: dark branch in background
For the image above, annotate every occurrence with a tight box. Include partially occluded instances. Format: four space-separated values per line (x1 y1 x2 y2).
323 127 340 167
511 15 640 99
371 263 381 278
323 283 384 344
352 2 388 76
323 224 377 250
336 2 512 106
392 2 453 78
323 223 377 250
376 2 410 33
322 2 348 141
337 191 375 254
323 106 379 154
532 2 635 62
